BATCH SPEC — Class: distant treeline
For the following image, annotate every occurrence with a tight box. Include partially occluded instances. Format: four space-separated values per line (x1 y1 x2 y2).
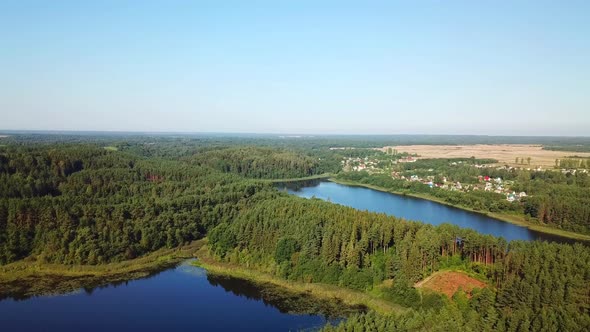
544 145 590 153
3 132 590 151
557 158 590 169
192 147 328 179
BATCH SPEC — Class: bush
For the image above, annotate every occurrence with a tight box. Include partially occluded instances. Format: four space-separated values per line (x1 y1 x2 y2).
274 237 300 264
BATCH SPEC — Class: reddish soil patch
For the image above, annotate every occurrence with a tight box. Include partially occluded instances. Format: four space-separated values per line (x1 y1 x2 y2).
415 271 487 298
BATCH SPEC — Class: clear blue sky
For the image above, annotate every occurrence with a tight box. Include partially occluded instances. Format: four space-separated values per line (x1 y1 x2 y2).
1 1 589 135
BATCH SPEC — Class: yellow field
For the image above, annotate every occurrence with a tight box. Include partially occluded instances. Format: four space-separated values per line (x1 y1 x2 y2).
385 144 590 168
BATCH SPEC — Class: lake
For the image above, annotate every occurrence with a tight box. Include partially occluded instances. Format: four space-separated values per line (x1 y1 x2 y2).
0 260 355 332
279 180 574 243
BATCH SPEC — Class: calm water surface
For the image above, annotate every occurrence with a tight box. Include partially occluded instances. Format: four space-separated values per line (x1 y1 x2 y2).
0 260 344 332
280 180 574 243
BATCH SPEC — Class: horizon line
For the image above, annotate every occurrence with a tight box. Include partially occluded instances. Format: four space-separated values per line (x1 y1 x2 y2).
1 129 590 139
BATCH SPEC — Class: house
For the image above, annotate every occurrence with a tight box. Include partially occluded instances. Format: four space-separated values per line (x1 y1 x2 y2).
507 194 516 202
398 156 416 163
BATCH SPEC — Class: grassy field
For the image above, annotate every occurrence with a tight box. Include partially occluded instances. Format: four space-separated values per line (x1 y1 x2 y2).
0 240 205 299
328 178 590 242
384 144 590 168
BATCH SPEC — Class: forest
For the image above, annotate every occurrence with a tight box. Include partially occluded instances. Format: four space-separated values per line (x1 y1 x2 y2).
0 144 267 264
192 146 329 179
208 194 590 330
1 134 589 331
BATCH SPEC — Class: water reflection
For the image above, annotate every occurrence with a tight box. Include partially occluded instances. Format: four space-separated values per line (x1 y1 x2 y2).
0 260 356 332
0 261 181 302
207 273 365 318
279 180 579 244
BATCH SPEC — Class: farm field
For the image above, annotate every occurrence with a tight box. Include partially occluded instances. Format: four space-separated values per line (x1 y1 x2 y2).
385 144 590 167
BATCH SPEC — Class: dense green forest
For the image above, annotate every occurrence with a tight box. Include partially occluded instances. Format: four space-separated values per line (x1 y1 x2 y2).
1 134 590 331
0 145 266 264
192 146 329 179
209 195 590 330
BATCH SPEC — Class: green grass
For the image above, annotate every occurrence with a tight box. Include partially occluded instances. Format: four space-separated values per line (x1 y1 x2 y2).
103 146 118 151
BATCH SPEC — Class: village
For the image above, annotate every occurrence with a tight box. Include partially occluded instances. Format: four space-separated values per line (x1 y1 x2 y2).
339 147 590 204
341 156 530 202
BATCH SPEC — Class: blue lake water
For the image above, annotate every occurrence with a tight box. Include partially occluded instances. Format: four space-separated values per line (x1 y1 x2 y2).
281 180 575 244
0 261 342 332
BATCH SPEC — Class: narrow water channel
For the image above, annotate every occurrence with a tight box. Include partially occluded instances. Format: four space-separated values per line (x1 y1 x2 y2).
279 180 575 244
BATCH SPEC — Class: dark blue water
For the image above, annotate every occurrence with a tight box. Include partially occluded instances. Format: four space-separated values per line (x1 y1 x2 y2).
282 180 574 243
0 261 338 332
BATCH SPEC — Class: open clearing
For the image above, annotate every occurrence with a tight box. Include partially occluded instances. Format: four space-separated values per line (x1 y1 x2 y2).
415 271 487 298
385 144 590 168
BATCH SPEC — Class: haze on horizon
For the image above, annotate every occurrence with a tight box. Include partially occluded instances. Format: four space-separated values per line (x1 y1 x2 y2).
1 1 589 136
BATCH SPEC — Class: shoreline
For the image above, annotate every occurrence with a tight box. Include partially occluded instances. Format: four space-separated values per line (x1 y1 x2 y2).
0 239 401 316
193 245 405 315
327 178 590 242
0 240 205 300
265 173 333 183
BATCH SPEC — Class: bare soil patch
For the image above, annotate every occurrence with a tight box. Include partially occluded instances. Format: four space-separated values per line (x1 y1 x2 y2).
385 144 590 168
415 271 486 298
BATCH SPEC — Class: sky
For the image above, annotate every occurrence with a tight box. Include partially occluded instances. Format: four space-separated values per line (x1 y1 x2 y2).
1 1 589 135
